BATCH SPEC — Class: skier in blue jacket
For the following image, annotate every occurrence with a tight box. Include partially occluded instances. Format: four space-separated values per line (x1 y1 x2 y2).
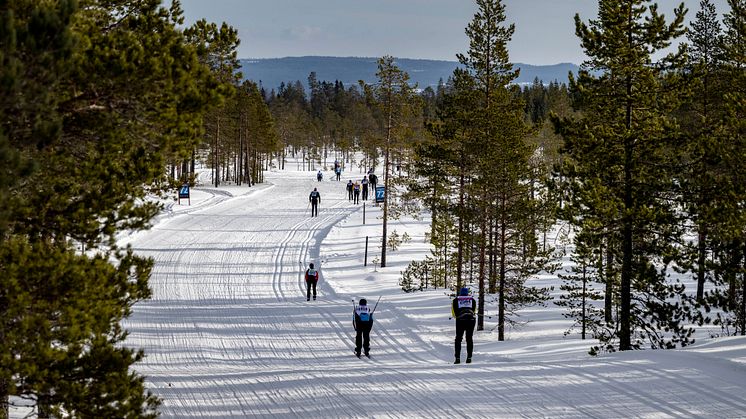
353 298 374 357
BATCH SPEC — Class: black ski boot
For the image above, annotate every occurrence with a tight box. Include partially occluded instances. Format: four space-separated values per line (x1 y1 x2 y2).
454 358 460 364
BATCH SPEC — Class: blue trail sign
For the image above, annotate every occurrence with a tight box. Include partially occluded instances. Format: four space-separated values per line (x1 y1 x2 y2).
178 184 190 205
375 186 385 203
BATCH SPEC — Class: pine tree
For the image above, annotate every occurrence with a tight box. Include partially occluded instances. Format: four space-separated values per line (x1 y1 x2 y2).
714 0 746 334
1 0 220 414
413 0 553 337
185 20 241 187
420 74 479 290
555 0 695 351
372 56 418 268
679 0 726 302
556 234 605 340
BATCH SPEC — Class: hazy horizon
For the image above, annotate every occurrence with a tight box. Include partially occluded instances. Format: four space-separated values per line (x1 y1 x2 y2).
239 55 580 65
178 0 731 66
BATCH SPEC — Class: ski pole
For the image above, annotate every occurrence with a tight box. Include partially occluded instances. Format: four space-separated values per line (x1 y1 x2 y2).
352 299 357 329
370 296 382 315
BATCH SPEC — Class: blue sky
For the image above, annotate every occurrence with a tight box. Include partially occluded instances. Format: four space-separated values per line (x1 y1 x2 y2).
177 0 731 65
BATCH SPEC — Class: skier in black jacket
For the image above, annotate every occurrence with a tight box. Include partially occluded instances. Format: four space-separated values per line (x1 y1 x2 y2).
368 173 377 190
361 177 369 201
452 287 476 364
353 298 374 357
346 180 353 201
353 181 361 204
309 188 321 217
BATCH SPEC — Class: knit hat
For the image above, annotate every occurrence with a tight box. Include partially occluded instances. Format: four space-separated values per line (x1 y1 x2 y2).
309 263 314 269
359 298 367 306
460 287 469 296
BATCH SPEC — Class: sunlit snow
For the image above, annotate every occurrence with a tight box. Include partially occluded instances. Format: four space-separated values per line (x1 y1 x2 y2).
63 158 746 417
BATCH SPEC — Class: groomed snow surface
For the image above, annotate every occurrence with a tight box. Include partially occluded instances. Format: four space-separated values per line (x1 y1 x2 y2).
114 161 746 418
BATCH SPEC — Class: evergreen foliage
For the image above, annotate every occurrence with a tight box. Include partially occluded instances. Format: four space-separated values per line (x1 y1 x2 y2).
708 0 746 335
399 257 437 292
371 56 420 268
554 0 697 351
1 0 221 414
185 19 242 187
677 0 727 303
556 236 605 340
410 0 555 337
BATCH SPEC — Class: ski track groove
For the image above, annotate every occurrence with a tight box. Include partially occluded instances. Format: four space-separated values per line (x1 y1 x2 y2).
508 367 602 419
299 202 351 300
271 215 305 302
373 320 436 365
572 366 697 418
607 358 746 415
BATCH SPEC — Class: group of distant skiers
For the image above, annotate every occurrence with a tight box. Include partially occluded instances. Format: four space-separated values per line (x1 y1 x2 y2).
308 167 380 217
303 262 476 363
345 179 364 204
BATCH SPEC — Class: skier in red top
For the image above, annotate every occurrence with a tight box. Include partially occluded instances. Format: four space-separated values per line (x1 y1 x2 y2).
305 263 319 301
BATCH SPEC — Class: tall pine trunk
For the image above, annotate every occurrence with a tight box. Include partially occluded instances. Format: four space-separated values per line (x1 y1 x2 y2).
190 148 195 182
498 192 507 341
1 386 7 419
237 111 243 186
697 228 707 301
489 215 496 293
582 262 588 339
380 105 392 268
741 243 745 336
214 116 220 187
456 155 465 289
478 202 487 331
604 235 614 324
620 69 634 350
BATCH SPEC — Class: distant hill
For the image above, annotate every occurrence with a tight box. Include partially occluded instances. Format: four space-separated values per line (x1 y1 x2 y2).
239 56 579 92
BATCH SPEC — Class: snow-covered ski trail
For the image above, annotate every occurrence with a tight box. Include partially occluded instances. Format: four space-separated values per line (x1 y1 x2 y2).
123 169 746 418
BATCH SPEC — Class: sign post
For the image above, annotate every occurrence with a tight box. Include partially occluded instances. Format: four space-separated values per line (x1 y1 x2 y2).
178 184 190 205
364 236 369 267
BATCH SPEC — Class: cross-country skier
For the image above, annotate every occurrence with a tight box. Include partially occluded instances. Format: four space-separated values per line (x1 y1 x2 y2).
353 181 361 204
309 187 321 217
368 172 378 190
353 298 374 357
361 176 369 201
317 170 323 182
305 263 319 301
346 180 353 201
452 287 476 364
